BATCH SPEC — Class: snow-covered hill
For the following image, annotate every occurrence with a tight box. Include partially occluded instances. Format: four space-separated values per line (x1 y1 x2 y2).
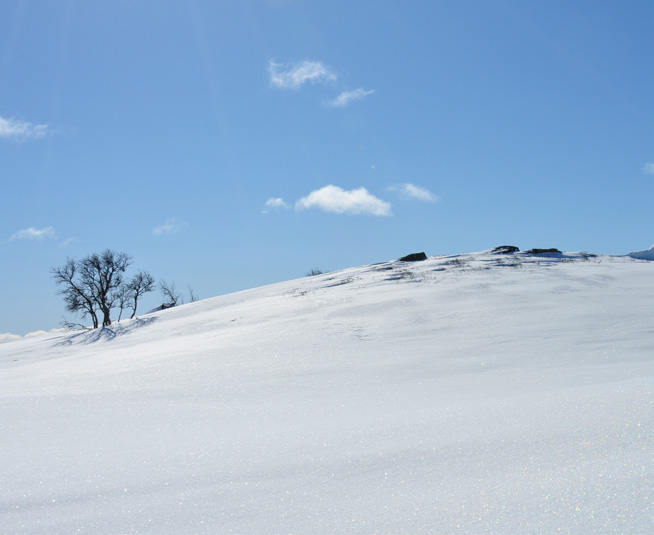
1 251 652 534
628 245 654 260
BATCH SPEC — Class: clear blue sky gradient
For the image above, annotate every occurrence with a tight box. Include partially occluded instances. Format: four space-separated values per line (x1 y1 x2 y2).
1 0 653 335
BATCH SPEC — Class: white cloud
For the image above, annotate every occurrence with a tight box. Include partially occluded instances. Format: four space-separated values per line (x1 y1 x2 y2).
0 116 48 141
25 328 66 338
642 162 654 175
296 185 392 216
153 217 188 235
0 328 67 344
0 333 21 344
263 197 289 212
9 226 56 241
269 60 337 90
390 183 439 202
328 88 375 108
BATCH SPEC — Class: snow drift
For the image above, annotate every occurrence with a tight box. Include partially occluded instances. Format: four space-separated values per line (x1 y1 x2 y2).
1 251 652 534
627 245 654 260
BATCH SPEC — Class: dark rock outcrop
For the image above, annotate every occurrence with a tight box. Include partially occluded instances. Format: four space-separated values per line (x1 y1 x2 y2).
526 248 561 255
399 252 427 262
491 245 520 254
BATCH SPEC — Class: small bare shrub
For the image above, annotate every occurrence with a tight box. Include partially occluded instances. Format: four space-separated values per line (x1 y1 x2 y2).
445 257 469 267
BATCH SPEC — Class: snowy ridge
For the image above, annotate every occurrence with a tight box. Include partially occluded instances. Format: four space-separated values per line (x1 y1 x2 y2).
627 245 654 260
1 251 652 534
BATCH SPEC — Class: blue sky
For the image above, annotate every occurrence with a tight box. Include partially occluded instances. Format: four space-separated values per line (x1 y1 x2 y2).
2 0 653 336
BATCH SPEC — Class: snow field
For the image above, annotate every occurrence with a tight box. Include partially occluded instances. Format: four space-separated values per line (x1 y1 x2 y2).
1 252 652 534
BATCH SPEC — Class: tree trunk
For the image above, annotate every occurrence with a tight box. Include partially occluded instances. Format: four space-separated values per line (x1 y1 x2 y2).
90 310 99 329
130 295 139 319
101 306 112 327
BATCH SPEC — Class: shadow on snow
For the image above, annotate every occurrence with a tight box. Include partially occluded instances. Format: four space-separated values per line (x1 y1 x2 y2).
55 316 157 346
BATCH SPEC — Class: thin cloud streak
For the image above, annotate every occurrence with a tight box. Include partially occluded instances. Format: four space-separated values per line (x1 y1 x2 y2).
0 116 48 141
59 237 77 248
269 60 337 90
296 185 392 216
153 218 188 236
9 226 57 241
263 197 290 212
390 183 439 202
642 162 654 175
329 88 375 107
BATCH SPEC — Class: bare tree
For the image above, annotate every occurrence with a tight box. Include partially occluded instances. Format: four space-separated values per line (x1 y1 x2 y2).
113 284 131 322
127 270 156 318
188 285 198 303
52 249 133 329
79 250 131 327
51 258 99 329
159 279 183 307
61 316 92 331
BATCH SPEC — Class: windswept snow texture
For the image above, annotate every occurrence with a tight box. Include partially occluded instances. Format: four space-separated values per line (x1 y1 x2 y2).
628 245 654 260
1 252 652 534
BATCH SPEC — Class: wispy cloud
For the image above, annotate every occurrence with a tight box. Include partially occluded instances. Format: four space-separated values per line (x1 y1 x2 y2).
153 217 188 236
7 226 76 246
389 183 439 202
263 197 290 213
1 328 66 344
0 116 48 141
25 328 66 337
269 60 337 90
9 226 57 241
0 333 21 344
642 162 654 175
296 185 392 216
328 88 375 108
59 237 77 248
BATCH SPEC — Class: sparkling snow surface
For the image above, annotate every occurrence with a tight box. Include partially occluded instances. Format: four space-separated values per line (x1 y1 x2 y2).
1 252 652 534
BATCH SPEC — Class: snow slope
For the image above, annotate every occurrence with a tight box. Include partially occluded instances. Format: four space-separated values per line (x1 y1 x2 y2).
628 245 654 261
1 251 652 534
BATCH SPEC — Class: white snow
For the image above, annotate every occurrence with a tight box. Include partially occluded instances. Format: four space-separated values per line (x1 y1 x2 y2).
627 245 654 260
1 251 652 534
